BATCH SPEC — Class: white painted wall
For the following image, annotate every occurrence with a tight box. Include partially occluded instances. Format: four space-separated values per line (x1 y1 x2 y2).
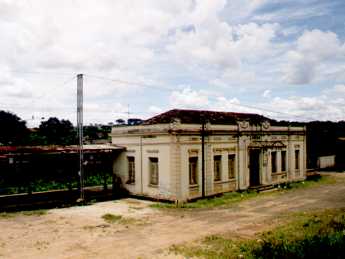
111 123 306 202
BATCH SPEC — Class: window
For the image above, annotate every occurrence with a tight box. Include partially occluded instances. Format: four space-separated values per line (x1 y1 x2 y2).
271 151 277 173
127 157 135 184
214 155 222 181
295 150 300 170
149 157 159 186
228 154 235 179
281 151 286 172
189 157 198 185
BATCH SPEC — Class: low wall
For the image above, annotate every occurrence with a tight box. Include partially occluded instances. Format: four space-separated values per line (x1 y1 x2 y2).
317 155 336 169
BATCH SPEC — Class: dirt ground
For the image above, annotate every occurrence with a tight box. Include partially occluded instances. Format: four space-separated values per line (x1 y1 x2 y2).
1 172 345 259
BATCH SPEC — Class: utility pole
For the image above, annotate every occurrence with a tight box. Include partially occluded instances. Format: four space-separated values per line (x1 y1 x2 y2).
77 74 84 202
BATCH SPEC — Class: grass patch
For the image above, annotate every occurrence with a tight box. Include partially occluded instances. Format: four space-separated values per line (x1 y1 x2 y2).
21 209 47 216
101 213 122 223
151 175 337 209
170 208 345 259
0 209 47 218
151 190 258 209
101 213 147 226
0 212 15 219
282 174 336 190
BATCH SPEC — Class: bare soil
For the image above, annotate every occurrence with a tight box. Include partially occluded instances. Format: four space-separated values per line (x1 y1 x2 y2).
1 172 345 259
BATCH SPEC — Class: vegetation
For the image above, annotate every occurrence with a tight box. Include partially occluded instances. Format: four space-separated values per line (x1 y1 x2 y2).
170 208 345 259
151 175 337 209
0 110 28 145
101 213 145 225
152 190 259 209
0 209 47 218
102 213 123 223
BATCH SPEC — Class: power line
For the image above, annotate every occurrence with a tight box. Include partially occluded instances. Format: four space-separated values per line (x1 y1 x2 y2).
85 74 316 121
85 74 176 92
2 70 318 122
10 70 75 77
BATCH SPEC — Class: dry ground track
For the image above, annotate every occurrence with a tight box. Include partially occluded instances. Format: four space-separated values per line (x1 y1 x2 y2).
0 173 344 259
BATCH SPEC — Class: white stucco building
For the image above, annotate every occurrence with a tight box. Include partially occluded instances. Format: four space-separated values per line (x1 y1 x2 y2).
111 109 306 202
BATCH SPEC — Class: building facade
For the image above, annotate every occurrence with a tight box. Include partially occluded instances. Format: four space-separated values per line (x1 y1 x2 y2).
111 109 306 202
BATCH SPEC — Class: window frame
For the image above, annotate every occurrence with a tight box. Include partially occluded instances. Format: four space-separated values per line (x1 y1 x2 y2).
281 150 286 172
228 154 235 179
189 156 198 186
271 151 277 173
214 155 222 182
127 156 135 184
295 150 300 170
149 157 159 186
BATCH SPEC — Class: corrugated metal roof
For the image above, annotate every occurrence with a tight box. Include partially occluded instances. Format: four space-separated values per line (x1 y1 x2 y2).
0 144 125 154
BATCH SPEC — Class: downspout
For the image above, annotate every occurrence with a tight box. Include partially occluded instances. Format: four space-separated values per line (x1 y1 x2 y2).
140 136 143 194
201 121 205 198
236 126 240 190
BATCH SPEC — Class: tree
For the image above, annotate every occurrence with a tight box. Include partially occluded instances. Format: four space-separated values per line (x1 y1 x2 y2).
38 117 76 145
84 125 101 141
115 119 126 125
0 110 28 145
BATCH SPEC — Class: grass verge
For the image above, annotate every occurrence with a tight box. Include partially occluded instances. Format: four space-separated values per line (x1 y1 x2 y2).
170 208 345 259
151 174 337 209
152 190 258 209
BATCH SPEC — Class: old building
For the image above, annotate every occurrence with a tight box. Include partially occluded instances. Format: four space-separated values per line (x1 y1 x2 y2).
111 109 306 202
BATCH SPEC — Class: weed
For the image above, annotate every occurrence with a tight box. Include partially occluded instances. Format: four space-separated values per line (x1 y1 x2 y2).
152 190 259 209
21 209 47 216
101 213 122 223
101 213 148 226
0 209 47 218
0 212 15 219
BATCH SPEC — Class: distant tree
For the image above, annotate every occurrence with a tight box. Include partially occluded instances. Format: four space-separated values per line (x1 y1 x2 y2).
84 126 100 141
0 110 28 145
39 117 76 145
115 119 126 125
128 118 143 125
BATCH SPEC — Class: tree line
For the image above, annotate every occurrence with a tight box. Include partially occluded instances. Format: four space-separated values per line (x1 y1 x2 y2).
1 109 344 169
0 110 111 146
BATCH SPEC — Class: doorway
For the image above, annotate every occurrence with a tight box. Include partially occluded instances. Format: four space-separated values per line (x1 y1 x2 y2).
249 149 261 186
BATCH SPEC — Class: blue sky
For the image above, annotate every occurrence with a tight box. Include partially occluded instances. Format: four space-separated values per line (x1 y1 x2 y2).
0 0 345 126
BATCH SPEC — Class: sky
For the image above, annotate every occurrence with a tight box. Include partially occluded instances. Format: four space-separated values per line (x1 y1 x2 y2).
1 0 345 127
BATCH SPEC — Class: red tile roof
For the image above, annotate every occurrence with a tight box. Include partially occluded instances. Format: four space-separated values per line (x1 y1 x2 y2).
143 109 271 125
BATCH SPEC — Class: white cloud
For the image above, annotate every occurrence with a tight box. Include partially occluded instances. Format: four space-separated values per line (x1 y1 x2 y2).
0 0 344 126
148 105 163 114
167 84 345 122
284 29 345 84
169 87 209 109
167 21 280 70
333 84 345 94
262 90 271 98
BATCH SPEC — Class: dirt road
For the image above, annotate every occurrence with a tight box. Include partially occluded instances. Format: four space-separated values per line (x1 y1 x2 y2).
1 173 344 259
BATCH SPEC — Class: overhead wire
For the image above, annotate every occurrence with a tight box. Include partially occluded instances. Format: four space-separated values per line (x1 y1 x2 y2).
2 70 317 123
84 74 316 121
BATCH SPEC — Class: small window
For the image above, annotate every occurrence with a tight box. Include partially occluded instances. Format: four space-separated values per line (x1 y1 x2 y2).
281 151 286 172
127 157 135 184
295 150 300 170
228 154 235 179
271 151 277 173
189 157 198 185
214 155 222 181
149 157 159 186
